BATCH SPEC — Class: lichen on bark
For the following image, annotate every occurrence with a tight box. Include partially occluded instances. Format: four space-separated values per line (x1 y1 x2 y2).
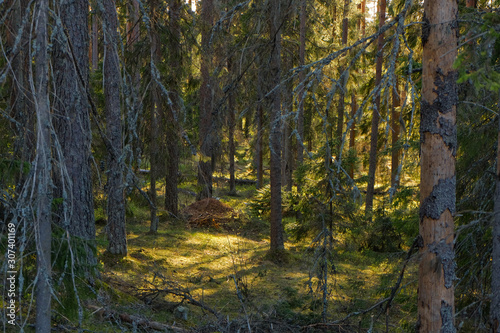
428 240 456 289
440 300 456 333
420 176 456 221
421 13 430 46
420 69 458 155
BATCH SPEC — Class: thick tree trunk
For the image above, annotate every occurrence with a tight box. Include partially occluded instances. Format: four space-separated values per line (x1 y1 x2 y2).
149 0 162 233
269 0 284 252
365 0 386 218
491 94 500 332
418 0 458 330
34 0 52 330
297 0 306 185
52 0 96 268
198 0 215 200
7 0 35 185
91 7 98 72
164 0 181 216
103 0 127 255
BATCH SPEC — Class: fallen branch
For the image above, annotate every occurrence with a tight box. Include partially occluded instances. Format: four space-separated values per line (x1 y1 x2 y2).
214 177 257 185
137 279 222 320
88 305 189 332
303 297 390 330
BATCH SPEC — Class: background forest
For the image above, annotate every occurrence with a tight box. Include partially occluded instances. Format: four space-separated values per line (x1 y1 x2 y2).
1 0 500 331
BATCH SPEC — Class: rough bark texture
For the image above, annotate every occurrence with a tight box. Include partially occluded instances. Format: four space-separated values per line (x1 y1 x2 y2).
52 0 96 267
34 0 52 330
103 0 127 255
256 56 264 189
492 95 500 333
7 0 35 171
149 0 161 233
365 0 386 218
269 0 285 252
198 0 215 200
336 0 349 156
164 0 181 216
126 0 140 46
391 81 400 187
227 57 237 195
150 84 160 233
297 0 306 183
348 93 357 179
282 53 293 192
418 0 458 330
91 7 98 72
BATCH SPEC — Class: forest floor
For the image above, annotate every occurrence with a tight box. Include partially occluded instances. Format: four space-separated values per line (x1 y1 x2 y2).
83 180 419 332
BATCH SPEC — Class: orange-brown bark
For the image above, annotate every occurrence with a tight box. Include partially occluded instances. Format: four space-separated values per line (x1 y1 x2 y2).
418 0 458 330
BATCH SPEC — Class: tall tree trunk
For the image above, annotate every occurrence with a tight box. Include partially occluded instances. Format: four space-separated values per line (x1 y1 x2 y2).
255 55 265 189
336 0 349 156
91 6 98 72
365 0 386 218
127 0 140 46
491 93 500 333
198 0 215 200
7 0 35 185
269 0 284 252
34 0 52 330
417 0 458 330
348 93 357 179
391 80 401 188
149 0 161 233
361 0 366 37
256 60 264 189
282 52 293 191
52 0 96 268
103 0 127 255
165 0 181 216
297 0 306 186
227 57 237 195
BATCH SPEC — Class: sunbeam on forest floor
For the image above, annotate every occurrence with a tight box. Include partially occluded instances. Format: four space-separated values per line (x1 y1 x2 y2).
87 190 418 332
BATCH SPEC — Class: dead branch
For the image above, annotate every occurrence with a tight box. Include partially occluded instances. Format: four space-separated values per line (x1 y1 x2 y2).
88 305 189 332
136 279 221 320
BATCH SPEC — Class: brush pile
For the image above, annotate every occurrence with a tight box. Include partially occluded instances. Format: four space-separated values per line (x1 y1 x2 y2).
181 198 236 228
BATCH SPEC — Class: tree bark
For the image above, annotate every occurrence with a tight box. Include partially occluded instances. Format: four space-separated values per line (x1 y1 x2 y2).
282 52 293 192
164 0 182 216
227 57 237 195
34 0 52 330
365 0 386 218
418 0 458 330
198 0 215 200
91 6 98 72
52 0 96 268
269 0 285 252
149 0 162 233
348 93 357 179
256 55 264 189
391 80 401 188
297 0 306 185
491 93 500 332
7 0 35 186
336 0 349 156
103 0 127 255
